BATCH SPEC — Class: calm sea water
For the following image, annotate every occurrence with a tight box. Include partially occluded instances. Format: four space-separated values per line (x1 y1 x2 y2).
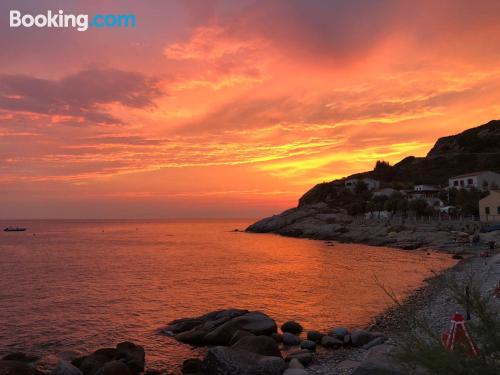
0 219 455 371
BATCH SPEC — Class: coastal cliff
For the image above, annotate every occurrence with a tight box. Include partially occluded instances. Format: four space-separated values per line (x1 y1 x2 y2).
247 120 500 249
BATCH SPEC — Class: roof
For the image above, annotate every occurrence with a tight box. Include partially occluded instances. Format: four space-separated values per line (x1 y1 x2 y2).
450 170 498 179
480 190 500 201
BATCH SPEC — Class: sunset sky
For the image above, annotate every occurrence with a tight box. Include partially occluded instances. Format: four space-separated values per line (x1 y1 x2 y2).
1 0 500 219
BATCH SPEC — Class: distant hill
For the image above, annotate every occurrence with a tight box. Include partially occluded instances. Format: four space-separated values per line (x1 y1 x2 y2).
299 120 500 206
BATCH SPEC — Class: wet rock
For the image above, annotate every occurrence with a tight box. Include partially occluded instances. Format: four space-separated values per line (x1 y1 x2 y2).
78 348 116 375
115 342 145 374
282 332 301 346
182 358 205 374
320 336 343 349
229 330 256 346
300 340 316 351
281 321 303 335
164 309 248 335
0 360 41 375
51 361 84 375
175 328 210 345
203 312 277 346
204 346 286 375
329 327 349 339
1 353 38 363
306 331 324 342
285 350 314 366
95 360 131 375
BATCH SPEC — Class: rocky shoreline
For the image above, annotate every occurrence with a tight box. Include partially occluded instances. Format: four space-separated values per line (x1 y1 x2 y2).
245 202 496 252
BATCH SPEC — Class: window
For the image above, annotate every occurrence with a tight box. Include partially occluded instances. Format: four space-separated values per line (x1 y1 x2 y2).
485 207 490 215
497 206 500 215
467 178 473 185
453 181 459 186
460 180 465 186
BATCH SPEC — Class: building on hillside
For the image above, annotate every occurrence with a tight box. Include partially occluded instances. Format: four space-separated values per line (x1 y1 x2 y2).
479 190 500 222
449 171 500 191
408 185 443 207
345 177 380 191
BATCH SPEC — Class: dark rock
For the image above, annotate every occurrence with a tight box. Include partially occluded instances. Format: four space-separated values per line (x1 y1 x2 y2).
287 359 304 369
175 328 210 345
51 361 84 375
285 350 314 366
1 353 38 363
204 346 286 375
78 348 116 375
283 370 307 375
328 327 349 339
352 344 404 375
281 321 303 335
95 360 131 375
362 337 386 350
282 332 300 346
300 340 316 351
351 330 373 347
182 358 205 374
204 312 277 346
271 333 282 343
164 309 249 335
231 336 281 357
320 336 343 349
306 331 324 342
343 335 351 346
115 342 145 374
229 330 255 346
0 360 40 375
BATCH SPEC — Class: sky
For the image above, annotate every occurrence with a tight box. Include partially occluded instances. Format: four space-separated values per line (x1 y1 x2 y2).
1 0 500 219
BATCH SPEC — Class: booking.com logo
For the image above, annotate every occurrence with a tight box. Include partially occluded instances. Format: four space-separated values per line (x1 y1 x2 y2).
9 10 136 31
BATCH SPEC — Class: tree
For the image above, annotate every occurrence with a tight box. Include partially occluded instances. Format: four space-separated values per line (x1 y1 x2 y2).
409 198 430 217
373 160 394 181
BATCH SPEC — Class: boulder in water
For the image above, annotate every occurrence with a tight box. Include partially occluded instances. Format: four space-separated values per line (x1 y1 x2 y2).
281 321 303 335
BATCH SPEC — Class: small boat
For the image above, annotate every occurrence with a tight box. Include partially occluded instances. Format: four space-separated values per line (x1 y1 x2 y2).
4 227 27 232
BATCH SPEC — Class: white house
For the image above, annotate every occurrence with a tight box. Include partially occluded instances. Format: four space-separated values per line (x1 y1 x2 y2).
449 171 500 191
345 177 380 191
409 185 443 207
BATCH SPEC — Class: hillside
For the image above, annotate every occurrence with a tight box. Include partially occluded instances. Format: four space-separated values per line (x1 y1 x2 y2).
246 120 500 247
299 120 500 207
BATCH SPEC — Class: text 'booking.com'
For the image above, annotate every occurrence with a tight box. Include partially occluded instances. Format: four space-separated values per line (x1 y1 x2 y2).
9 10 136 31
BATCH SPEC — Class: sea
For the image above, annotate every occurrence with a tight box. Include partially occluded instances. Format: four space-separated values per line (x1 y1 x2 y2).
0 219 455 371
